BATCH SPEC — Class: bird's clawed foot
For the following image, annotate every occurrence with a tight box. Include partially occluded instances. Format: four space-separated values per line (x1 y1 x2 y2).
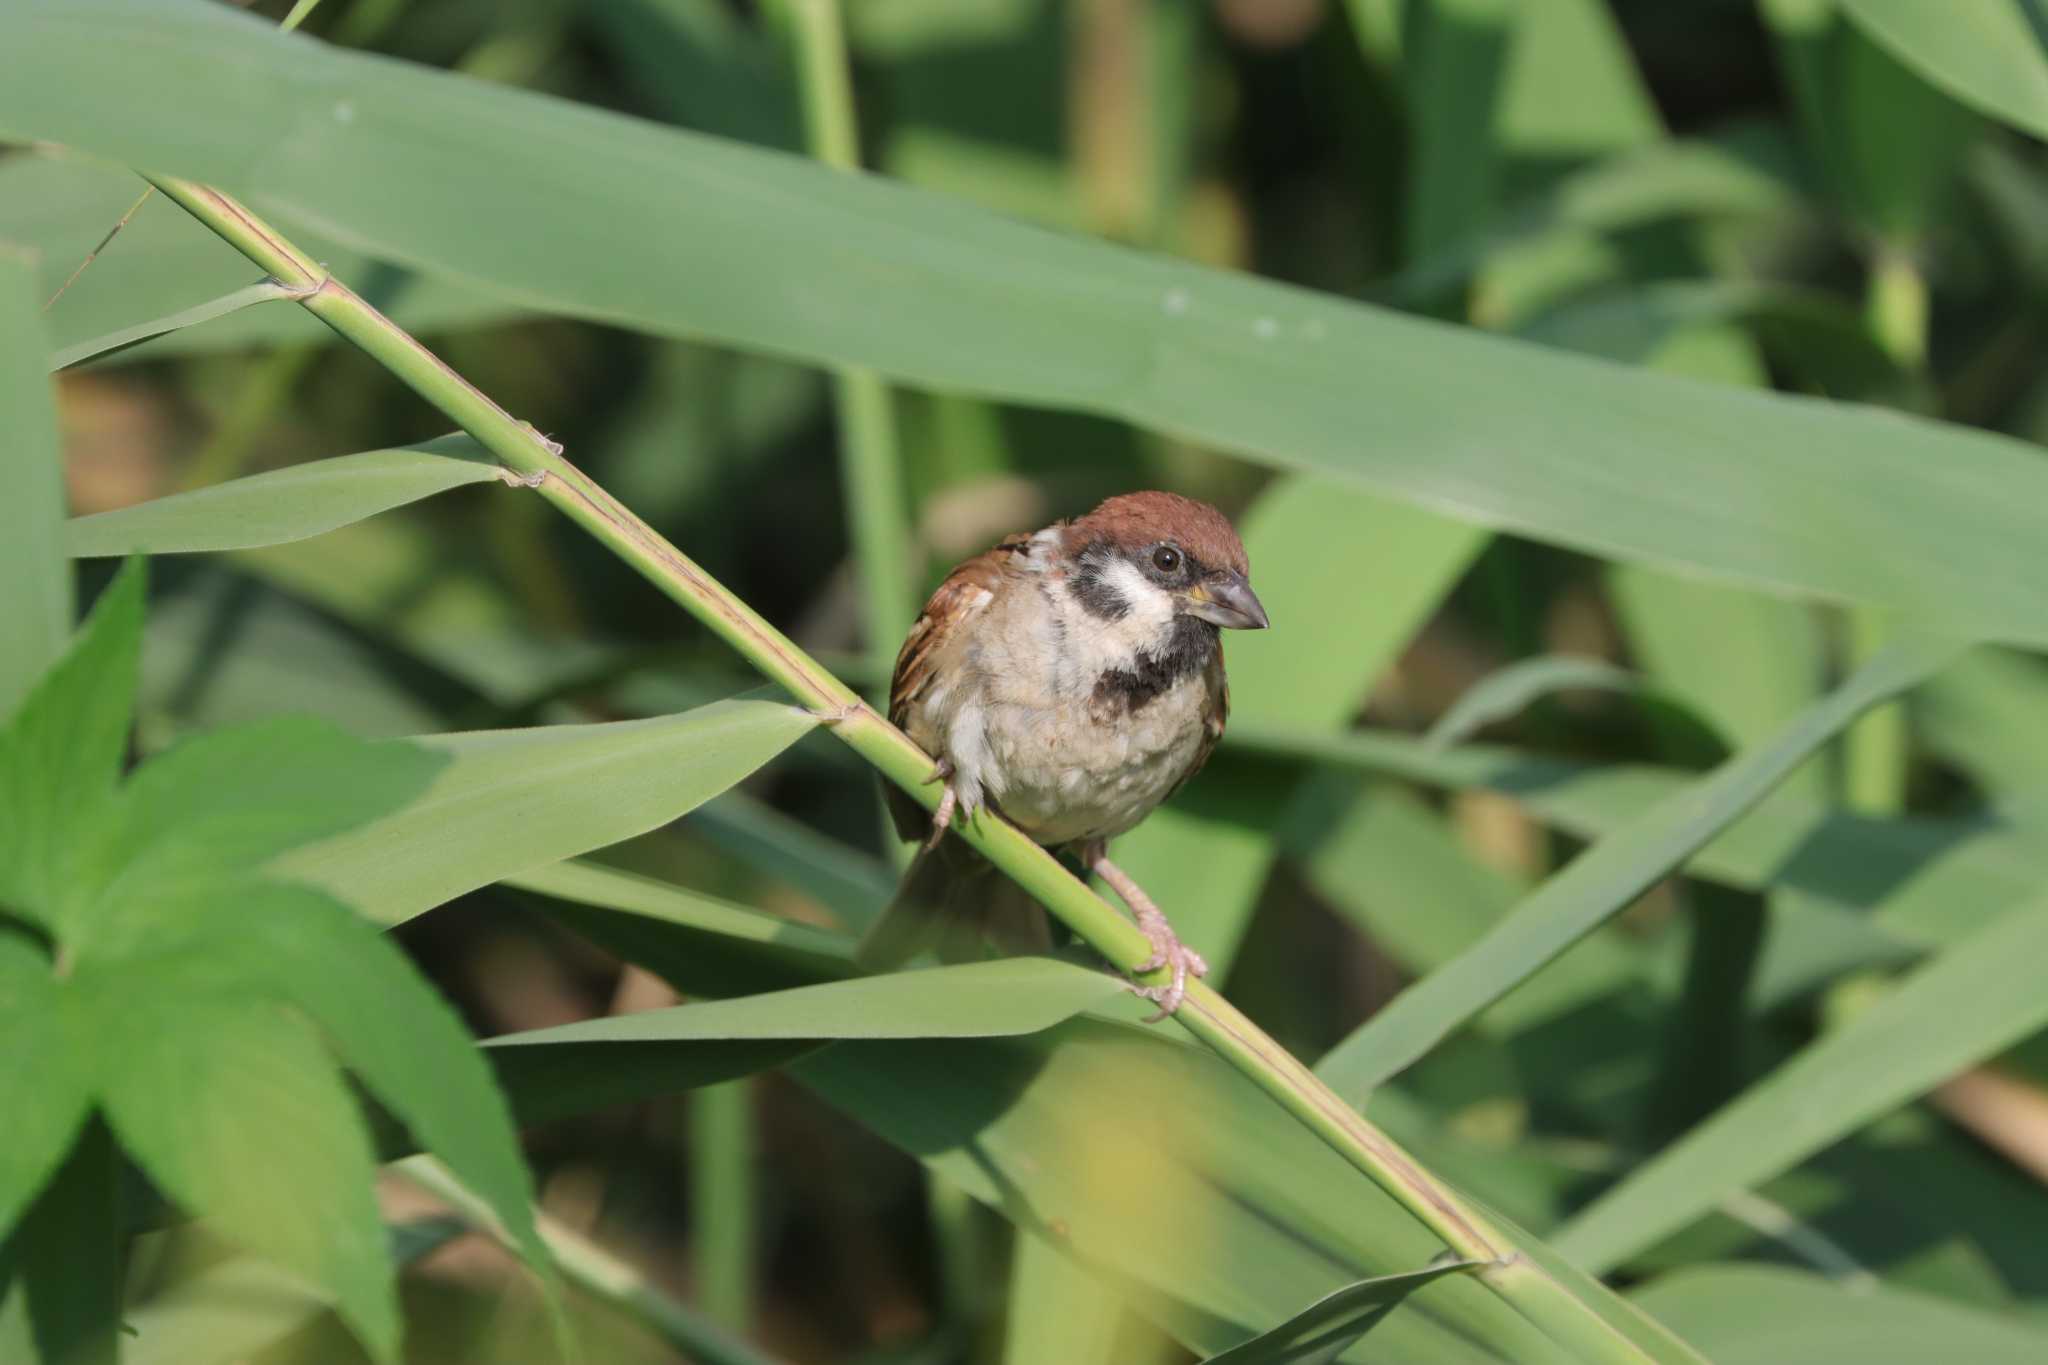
923 759 958 851
1129 907 1209 1020
1083 845 1208 1020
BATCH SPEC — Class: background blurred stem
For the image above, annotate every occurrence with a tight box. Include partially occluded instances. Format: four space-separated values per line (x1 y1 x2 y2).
1843 247 1925 815
688 1081 757 1333
777 0 916 700
147 173 1669 1364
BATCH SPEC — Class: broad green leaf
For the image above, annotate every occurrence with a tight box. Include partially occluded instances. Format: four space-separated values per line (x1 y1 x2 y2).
1631 1264 2048 1364
0 560 145 920
1842 0 2048 142
1315 633 1960 1097
92 991 398 1362
1114 478 1484 969
506 858 857 998
1202 1261 1483 1365
0 1119 121 1365
1554 891 2048 1273
66 438 503 558
11 7 2048 645
492 957 1127 1046
0 939 92 1235
141 886 551 1291
277 701 819 925
78 716 443 918
1425 655 1643 749
6 153 521 361
0 247 67 719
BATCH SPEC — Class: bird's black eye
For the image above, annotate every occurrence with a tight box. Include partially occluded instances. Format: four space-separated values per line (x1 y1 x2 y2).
1151 545 1183 575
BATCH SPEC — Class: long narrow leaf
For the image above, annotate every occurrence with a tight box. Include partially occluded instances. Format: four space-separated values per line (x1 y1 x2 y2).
1201 1261 1483 1364
66 437 503 557
9 4 2048 641
276 701 818 925
1315 633 1961 1097
49 279 290 370
1554 891 2048 1272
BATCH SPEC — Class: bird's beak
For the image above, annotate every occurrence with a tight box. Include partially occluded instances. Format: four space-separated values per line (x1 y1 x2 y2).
1185 573 1270 630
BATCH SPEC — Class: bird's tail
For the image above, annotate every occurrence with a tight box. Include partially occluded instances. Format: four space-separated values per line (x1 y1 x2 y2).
855 842 1052 973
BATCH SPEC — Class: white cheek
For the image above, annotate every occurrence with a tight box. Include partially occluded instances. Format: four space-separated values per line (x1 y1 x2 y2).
1099 559 1175 635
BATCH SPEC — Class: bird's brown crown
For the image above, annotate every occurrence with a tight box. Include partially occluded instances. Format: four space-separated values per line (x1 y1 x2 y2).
1067 491 1249 576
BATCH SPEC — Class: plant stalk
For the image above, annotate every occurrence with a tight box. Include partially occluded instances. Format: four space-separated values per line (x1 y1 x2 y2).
149 172 1665 1363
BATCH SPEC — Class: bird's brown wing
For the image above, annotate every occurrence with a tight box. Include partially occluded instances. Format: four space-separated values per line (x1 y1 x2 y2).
882 532 1033 840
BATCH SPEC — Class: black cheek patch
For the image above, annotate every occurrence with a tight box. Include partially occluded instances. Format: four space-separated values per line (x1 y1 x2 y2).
1069 541 1131 622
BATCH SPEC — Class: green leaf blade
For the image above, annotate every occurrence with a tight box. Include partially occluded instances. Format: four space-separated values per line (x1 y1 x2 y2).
91 990 399 1363
1314 633 1961 1098
65 439 504 558
0 560 146 922
1554 891 2048 1273
8 5 2048 640
276 701 819 925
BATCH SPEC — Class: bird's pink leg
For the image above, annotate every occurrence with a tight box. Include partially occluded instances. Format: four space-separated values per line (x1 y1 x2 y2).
1082 843 1208 1020
922 758 957 850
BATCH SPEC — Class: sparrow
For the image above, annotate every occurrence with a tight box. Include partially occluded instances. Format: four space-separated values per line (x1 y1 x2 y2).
860 490 1270 1016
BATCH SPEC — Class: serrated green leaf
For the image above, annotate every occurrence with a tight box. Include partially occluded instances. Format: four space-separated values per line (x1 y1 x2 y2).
124 885 550 1292
0 560 146 922
91 990 398 1362
1555 891 2048 1273
1315 632 1960 1098
277 701 819 925
65 438 503 558
0 938 92 1236
0 246 68 721
10 5 2048 643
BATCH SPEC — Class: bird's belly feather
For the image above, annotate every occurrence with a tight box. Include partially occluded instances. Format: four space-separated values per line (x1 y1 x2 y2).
946 671 1210 847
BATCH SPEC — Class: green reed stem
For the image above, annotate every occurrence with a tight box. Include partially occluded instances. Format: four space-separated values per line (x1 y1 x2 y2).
149 172 1666 1364
688 1081 757 1332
